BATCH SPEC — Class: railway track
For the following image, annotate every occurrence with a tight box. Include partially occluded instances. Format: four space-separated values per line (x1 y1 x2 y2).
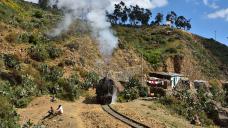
101 105 150 128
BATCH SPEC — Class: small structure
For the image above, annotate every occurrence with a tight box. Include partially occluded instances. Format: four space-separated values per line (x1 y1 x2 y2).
149 72 184 88
193 80 211 91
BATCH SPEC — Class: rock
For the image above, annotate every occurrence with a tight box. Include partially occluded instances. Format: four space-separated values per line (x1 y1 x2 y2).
211 101 228 127
193 80 210 91
192 114 201 126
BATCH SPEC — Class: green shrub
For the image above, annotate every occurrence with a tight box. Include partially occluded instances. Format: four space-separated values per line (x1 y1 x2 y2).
0 97 19 128
138 86 148 97
64 43 79 52
165 48 177 54
159 89 216 126
118 78 146 102
64 59 75 66
3 54 20 69
47 47 62 59
29 46 49 62
46 66 63 82
28 35 40 45
19 33 30 43
81 72 99 90
32 11 43 19
14 97 31 108
144 51 161 67
57 74 81 101
0 75 38 108
38 64 63 82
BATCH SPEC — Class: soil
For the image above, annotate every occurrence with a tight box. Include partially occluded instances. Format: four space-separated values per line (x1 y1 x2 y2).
17 90 173 128
17 90 130 128
111 99 201 128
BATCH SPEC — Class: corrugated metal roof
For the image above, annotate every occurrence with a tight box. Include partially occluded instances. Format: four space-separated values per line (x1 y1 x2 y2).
151 72 184 77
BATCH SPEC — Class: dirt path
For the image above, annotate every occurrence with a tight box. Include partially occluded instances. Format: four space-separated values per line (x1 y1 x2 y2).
17 91 130 128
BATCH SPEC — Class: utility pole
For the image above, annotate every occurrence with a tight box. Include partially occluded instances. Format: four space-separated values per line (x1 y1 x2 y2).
214 30 217 40
141 52 144 86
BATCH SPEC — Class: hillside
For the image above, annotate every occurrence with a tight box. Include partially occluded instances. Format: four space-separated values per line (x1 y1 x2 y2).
0 0 228 127
114 25 228 80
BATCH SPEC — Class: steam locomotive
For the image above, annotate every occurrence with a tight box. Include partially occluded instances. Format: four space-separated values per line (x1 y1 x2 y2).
96 77 115 105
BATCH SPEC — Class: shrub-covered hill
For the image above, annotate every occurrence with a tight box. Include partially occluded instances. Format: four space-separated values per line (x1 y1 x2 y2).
0 0 228 127
114 25 228 80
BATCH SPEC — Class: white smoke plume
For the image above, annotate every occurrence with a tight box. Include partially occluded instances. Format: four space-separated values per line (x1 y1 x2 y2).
48 0 168 57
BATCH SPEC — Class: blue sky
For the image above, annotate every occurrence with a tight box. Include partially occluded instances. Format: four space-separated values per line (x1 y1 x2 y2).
152 0 228 46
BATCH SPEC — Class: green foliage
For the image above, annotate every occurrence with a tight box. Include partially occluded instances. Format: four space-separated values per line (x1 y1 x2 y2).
165 48 178 54
107 1 152 25
202 39 228 65
0 75 38 108
47 46 62 59
81 72 99 90
64 59 76 66
38 64 63 82
28 35 40 45
144 51 161 67
32 11 43 19
19 32 30 43
0 96 19 128
3 54 20 69
64 43 79 52
118 78 147 102
29 45 49 62
155 13 164 25
57 74 81 101
159 88 216 126
209 80 225 103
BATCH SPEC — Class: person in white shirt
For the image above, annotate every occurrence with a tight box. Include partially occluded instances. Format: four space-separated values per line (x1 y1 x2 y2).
56 105 63 115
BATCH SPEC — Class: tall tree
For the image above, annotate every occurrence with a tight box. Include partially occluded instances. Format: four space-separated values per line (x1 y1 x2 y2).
38 0 49 9
185 19 192 30
175 16 191 30
141 9 152 25
166 11 177 26
155 13 164 25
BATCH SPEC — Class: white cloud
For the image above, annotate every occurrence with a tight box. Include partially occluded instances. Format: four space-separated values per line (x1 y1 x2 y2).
112 0 168 9
23 0 39 3
23 0 168 10
202 0 219 9
208 8 228 21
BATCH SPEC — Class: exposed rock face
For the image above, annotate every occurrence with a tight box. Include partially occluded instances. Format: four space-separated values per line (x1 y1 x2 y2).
174 55 183 73
211 101 228 127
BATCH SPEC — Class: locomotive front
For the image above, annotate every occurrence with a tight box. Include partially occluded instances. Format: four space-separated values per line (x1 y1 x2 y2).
96 77 116 105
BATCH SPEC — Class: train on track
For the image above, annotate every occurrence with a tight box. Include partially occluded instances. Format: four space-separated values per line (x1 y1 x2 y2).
96 77 115 105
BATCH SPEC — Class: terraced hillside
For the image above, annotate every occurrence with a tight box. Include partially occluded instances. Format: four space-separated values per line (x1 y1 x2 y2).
0 0 228 127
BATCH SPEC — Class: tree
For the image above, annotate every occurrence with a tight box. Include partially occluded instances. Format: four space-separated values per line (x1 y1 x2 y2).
175 16 192 30
38 0 49 9
129 5 141 25
185 19 192 30
141 9 152 25
175 16 186 29
166 11 177 26
155 13 164 25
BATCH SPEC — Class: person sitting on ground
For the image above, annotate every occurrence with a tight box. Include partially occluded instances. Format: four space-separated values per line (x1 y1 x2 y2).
50 95 56 102
48 106 54 115
43 106 54 120
56 105 63 115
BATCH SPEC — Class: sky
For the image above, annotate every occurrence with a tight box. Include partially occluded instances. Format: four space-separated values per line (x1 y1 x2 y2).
151 0 228 46
24 0 228 46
